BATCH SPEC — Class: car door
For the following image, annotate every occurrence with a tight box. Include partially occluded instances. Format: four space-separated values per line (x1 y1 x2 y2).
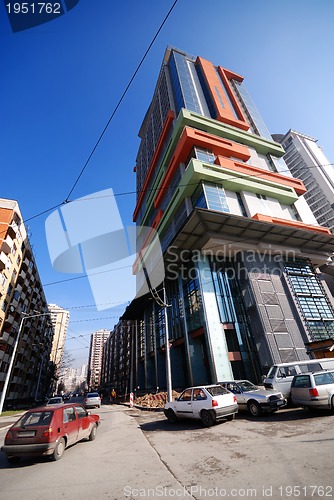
174 389 194 418
191 389 208 418
75 405 91 440
291 375 311 405
225 383 246 410
63 406 79 445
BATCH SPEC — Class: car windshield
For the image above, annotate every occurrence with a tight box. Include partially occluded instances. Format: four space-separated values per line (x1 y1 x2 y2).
237 381 258 392
266 367 277 379
16 411 53 427
206 386 229 396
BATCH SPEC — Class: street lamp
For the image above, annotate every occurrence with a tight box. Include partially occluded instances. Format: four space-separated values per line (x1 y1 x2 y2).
0 311 51 415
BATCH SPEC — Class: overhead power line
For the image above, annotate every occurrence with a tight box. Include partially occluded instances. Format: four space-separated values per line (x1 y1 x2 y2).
10 159 334 232
64 0 179 202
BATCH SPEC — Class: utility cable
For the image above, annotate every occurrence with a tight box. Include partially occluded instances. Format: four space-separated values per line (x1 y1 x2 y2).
64 0 179 202
1 159 333 241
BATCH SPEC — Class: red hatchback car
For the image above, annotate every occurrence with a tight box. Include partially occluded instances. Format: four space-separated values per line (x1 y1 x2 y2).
1 403 100 464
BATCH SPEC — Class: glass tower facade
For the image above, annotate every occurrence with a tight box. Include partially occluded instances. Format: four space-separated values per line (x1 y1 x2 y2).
113 48 334 392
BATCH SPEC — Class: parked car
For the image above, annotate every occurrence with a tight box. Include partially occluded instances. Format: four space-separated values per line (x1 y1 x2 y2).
1 403 100 464
263 358 334 399
83 392 101 409
46 396 64 405
219 380 287 416
290 370 334 411
164 385 238 427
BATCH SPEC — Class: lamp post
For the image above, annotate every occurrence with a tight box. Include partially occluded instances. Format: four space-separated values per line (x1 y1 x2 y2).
0 311 51 415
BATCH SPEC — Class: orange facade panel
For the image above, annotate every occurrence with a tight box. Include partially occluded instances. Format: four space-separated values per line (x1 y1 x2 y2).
214 156 307 195
154 127 251 209
0 208 13 246
196 57 249 131
252 213 332 235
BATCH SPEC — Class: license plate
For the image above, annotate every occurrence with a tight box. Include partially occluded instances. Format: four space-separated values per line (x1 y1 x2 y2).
18 430 36 437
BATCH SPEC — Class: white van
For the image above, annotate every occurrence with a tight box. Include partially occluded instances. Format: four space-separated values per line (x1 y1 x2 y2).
263 358 334 399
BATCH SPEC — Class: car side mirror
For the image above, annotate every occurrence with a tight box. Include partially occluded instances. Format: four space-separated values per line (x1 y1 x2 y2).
87 411 91 416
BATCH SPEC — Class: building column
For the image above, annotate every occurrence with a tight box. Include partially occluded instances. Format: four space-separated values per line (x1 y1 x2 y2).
196 256 234 382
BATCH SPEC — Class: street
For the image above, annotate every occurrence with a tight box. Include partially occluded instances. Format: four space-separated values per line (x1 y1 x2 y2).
0 404 333 499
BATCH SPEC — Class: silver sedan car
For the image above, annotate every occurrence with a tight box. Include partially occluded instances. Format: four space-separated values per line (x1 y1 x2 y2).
83 392 101 409
219 380 286 416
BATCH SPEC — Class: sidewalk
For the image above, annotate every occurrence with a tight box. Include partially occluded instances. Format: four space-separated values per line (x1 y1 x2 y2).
0 412 24 431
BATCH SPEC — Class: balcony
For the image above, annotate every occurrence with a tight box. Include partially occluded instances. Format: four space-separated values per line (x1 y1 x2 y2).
17 269 26 284
1 234 14 254
3 313 15 326
20 257 30 271
0 251 10 271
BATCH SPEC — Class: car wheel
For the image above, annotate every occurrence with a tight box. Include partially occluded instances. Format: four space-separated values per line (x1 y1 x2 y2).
7 456 21 465
331 396 334 413
226 413 235 421
165 408 177 423
200 410 214 427
248 401 262 417
51 438 66 461
89 424 97 441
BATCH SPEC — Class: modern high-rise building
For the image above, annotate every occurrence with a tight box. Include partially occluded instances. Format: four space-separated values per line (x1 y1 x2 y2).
121 47 334 392
48 303 69 392
0 198 53 405
88 329 110 389
273 130 334 233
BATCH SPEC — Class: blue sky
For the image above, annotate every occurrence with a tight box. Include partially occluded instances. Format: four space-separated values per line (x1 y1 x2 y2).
1 0 334 367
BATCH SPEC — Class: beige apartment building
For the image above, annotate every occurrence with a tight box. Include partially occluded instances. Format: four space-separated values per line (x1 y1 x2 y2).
88 329 110 390
0 198 53 406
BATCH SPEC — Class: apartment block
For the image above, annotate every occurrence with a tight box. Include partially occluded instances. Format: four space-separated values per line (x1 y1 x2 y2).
273 130 334 233
0 198 53 405
87 329 110 389
48 303 69 393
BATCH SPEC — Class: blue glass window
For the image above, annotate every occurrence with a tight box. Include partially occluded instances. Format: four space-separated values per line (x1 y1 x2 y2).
169 52 202 115
204 183 230 213
284 259 334 340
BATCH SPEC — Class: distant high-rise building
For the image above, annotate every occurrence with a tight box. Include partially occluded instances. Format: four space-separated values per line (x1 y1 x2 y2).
88 329 110 389
48 303 69 391
273 130 334 233
120 47 334 391
0 198 53 404
59 364 87 393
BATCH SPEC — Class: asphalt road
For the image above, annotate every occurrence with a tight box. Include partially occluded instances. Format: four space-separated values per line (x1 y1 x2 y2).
0 404 333 499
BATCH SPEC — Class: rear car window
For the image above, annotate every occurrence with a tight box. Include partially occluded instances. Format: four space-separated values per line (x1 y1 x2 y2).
292 375 311 388
16 411 53 427
206 386 229 396
314 372 334 386
87 393 99 398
